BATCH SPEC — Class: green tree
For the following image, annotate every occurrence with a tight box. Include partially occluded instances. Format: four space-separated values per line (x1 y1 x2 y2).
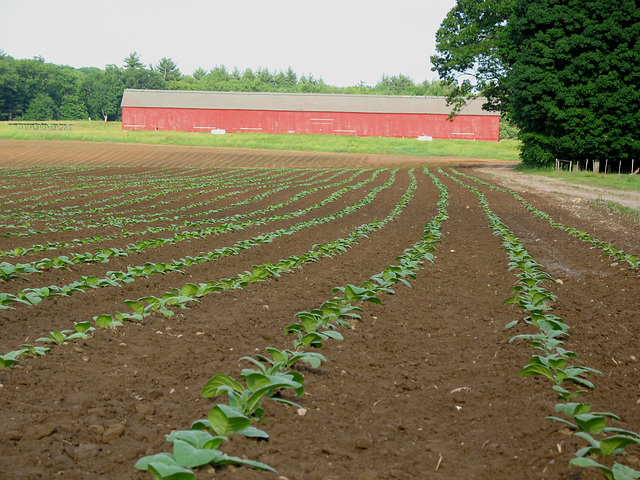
84 65 124 121
123 66 166 90
0 55 21 120
123 52 144 70
58 95 89 120
420 79 455 96
505 0 640 166
23 92 56 120
154 57 181 82
433 0 640 167
431 0 511 113
192 67 207 81
373 74 417 95
1 57 83 120
282 67 298 89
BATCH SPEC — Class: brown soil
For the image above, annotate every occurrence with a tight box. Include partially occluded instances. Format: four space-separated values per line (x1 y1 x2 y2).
0 140 639 480
0 140 518 169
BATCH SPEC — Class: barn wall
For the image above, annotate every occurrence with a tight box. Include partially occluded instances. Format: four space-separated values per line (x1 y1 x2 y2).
122 107 500 142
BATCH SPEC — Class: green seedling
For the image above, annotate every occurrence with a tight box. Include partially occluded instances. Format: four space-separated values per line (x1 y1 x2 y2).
249 264 280 282
510 330 571 355
517 355 601 388
70 321 95 336
19 343 51 357
547 403 621 434
0 349 28 368
165 430 226 469
93 314 125 328
135 453 195 480
574 432 640 458
240 358 306 400
36 331 67 345
569 459 640 480
284 325 344 349
0 261 40 281
552 385 588 402
251 347 327 370
160 429 274 471
189 415 268 440
133 292 197 317
0 292 35 309
36 322 95 344
318 298 362 325
333 284 383 305
207 404 267 437
201 372 303 420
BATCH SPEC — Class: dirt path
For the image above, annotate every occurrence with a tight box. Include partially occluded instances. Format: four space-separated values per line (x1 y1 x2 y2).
474 167 640 210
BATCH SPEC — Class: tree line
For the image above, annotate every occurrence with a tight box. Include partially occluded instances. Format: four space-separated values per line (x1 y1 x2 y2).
0 51 453 123
432 0 640 168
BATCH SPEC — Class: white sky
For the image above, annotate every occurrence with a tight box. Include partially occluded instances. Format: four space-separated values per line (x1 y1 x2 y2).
0 0 457 87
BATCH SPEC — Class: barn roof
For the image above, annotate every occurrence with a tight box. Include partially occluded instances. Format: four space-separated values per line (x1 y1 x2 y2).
121 89 499 116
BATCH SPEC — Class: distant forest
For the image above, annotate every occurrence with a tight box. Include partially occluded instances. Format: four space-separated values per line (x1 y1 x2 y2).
0 51 454 122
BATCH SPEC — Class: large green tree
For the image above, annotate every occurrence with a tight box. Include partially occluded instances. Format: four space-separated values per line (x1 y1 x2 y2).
505 0 640 166
23 92 56 120
83 65 125 121
432 0 640 168
431 0 512 114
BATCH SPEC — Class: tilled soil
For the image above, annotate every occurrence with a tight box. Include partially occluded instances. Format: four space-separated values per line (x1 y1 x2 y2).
0 141 639 480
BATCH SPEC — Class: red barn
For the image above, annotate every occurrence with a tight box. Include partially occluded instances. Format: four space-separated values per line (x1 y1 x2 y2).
121 89 500 141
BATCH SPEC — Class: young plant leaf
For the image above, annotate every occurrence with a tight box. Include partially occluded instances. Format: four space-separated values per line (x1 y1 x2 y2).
135 453 195 480
599 435 640 456
569 458 613 480
574 414 608 435
207 404 251 436
517 364 556 382
124 300 145 315
611 463 640 480
234 426 269 439
214 454 276 472
171 439 222 468
201 374 244 398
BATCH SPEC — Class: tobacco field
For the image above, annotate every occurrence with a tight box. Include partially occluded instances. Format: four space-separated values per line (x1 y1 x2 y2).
0 141 639 480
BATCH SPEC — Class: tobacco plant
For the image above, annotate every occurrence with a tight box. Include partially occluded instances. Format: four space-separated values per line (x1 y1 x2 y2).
135 427 275 479
36 322 95 345
200 372 304 421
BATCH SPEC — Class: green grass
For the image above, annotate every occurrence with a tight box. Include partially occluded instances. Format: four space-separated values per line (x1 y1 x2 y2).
516 165 640 193
0 120 521 162
592 197 640 224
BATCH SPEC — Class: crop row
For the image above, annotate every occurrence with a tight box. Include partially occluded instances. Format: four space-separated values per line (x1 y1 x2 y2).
0 169 410 366
0 169 334 244
0 169 391 309
0 170 383 282
0 170 358 246
0 169 358 257
0 167 264 207
0 168 332 230
446 170 640 480
134 167 450 478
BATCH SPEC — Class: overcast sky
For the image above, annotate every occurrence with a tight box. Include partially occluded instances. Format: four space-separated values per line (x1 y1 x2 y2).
1 0 457 87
